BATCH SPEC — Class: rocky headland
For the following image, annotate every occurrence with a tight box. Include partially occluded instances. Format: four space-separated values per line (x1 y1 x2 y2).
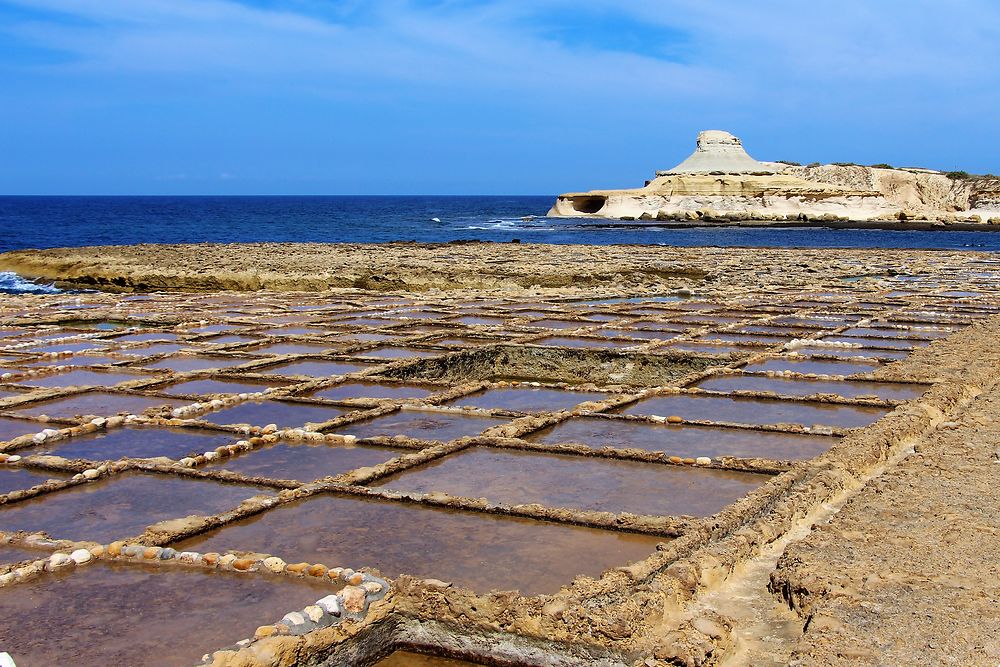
548 130 1000 224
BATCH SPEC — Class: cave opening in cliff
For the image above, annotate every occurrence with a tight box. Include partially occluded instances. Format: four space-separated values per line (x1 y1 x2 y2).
570 195 607 214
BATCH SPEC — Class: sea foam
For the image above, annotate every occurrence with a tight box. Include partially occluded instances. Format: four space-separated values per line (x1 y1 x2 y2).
0 271 61 295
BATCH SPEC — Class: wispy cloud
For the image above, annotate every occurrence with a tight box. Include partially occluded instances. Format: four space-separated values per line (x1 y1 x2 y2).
1 0 998 193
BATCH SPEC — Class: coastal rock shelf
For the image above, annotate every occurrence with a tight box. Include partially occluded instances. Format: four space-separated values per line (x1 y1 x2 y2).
0 245 997 665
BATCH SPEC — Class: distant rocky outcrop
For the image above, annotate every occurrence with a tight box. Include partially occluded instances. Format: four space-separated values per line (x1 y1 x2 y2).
548 130 1000 224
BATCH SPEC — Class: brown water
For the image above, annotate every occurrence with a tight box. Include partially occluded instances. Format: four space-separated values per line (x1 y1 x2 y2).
450 387 609 413
0 472 271 542
742 358 881 375
526 417 837 460
18 426 235 461
629 320 692 332
160 378 288 396
12 392 186 419
202 335 263 345
176 493 664 595
376 651 487 667
374 447 771 517
0 560 334 667
15 369 147 389
258 326 329 336
259 359 376 377
310 382 436 401
0 468 67 495
694 375 926 401
426 337 494 347
335 410 510 441
140 356 250 372
202 400 347 428
0 417 39 442
206 440 406 481
617 395 890 429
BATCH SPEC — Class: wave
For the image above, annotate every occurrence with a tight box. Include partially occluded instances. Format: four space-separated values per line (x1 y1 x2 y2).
0 272 61 295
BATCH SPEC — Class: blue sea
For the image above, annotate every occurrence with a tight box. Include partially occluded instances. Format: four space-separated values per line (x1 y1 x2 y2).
2 195 999 293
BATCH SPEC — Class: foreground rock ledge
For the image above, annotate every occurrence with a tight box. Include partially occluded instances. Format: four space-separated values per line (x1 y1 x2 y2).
0 242 985 293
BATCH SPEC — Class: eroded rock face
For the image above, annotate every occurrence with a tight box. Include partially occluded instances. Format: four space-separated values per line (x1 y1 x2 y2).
661 130 778 176
548 130 1000 223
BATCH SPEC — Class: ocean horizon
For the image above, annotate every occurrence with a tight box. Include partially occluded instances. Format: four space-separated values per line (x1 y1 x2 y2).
3 196 1000 258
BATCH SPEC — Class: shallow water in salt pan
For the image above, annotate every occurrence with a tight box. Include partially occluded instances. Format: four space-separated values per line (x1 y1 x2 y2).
0 472 270 542
618 394 890 429
374 447 771 517
337 410 509 441
526 417 837 460
176 493 664 595
0 560 333 667
202 400 347 428
694 375 926 401
449 387 608 413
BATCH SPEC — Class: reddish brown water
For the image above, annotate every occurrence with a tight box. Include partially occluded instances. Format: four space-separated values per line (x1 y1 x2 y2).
336 410 510 441
0 472 271 542
176 493 665 595
374 447 770 517
202 335 263 345
742 357 881 375
617 395 890 429
259 359 376 377
525 417 837 460
449 387 609 413
159 378 288 396
15 369 147 389
0 468 67 495
140 356 250 372
694 375 926 401
0 560 334 667
206 440 406 481
18 426 236 461
310 382 437 401
12 392 186 419
202 400 348 428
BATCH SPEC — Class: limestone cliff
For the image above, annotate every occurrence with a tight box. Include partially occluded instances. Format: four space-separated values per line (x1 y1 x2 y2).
548 130 1000 223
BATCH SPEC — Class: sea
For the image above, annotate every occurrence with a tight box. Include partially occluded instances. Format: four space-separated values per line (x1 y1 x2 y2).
2 195 999 294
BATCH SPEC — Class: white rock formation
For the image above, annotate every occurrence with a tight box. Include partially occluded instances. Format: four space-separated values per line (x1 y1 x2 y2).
548 130 1000 224
660 130 777 175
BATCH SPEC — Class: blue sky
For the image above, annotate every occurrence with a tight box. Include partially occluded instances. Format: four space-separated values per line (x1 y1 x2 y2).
1 0 998 194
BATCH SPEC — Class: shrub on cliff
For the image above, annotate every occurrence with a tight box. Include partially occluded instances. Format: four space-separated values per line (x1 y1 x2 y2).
946 171 971 180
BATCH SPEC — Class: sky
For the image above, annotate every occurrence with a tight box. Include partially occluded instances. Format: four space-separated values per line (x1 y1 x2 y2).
1 0 998 195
